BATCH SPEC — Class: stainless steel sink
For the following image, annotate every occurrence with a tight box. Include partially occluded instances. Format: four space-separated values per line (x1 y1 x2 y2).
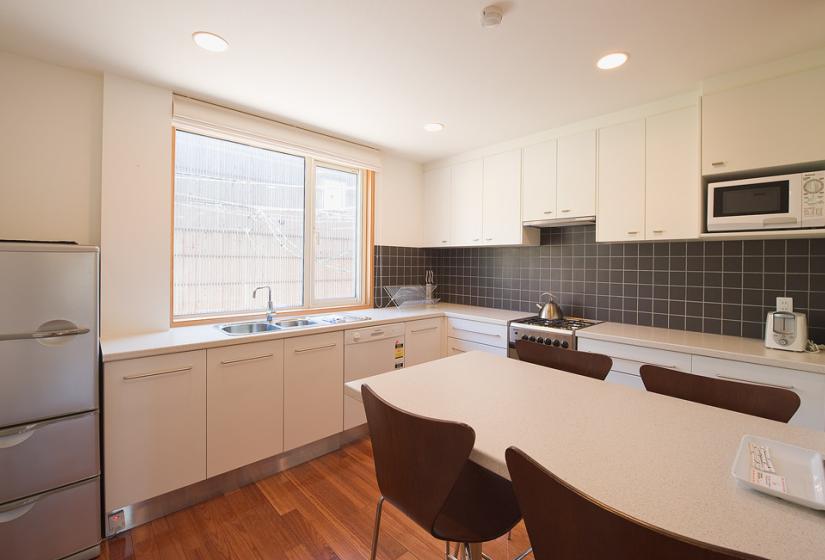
219 322 281 335
274 318 318 328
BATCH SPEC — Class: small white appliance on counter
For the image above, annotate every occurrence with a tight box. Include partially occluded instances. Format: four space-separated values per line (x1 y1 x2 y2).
707 170 825 232
765 297 808 352
343 323 405 429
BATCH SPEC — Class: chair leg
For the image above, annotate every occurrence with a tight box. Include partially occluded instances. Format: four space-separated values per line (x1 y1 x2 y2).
369 496 385 560
512 546 533 560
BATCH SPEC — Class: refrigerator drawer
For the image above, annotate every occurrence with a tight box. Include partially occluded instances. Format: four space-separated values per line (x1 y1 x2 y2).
0 411 99 504
0 477 100 560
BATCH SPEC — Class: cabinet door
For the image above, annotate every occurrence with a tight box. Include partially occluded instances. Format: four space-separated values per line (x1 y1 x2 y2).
447 337 507 356
104 350 206 511
450 160 483 246
404 318 444 366
597 119 646 242
557 130 597 218
521 140 557 223
283 331 343 451
702 67 825 174
482 149 522 245
206 340 284 478
423 167 452 246
646 106 700 240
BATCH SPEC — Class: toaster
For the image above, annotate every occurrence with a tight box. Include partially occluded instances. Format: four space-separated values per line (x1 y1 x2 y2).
765 311 808 352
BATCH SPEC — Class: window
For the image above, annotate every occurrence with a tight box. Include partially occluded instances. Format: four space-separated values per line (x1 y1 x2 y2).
173 130 369 321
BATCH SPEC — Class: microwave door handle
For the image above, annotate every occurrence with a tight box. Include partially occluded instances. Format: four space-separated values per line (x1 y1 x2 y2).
762 217 798 225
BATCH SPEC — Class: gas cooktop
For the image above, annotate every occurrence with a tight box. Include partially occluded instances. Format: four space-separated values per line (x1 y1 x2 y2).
508 316 599 351
512 316 599 331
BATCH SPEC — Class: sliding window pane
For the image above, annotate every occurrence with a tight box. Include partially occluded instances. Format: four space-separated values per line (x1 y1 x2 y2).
313 165 360 302
173 130 305 318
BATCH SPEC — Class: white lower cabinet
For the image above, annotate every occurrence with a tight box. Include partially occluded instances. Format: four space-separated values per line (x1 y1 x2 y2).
283 331 344 451
691 356 825 431
404 318 445 366
579 338 691 390
104 350 206 511
206 340 284 478
447 337 507 357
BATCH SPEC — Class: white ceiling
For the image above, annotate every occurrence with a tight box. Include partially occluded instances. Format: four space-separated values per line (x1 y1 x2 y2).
1 0 825 162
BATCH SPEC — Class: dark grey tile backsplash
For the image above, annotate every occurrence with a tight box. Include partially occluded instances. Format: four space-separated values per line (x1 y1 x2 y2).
374 225 825 342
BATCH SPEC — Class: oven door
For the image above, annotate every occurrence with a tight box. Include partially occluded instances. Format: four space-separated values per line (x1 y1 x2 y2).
707 174 801 232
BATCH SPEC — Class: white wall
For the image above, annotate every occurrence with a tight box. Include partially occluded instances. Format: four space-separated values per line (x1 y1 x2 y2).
374 154 424 247
0 51 102 245
100 74 172 338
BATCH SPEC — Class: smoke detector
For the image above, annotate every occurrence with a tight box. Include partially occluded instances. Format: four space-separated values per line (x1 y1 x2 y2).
481 5 503 27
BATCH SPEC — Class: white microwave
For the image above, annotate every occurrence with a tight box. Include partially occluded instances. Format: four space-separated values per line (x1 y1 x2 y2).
707 171 825 232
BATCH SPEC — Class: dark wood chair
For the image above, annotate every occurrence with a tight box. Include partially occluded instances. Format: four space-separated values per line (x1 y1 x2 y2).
361 385 521 560
639 365 800 423
505 446 764 560
515 340 613 381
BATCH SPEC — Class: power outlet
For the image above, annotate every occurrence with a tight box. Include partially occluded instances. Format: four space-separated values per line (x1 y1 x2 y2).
776 297 793 312
107 509 126 535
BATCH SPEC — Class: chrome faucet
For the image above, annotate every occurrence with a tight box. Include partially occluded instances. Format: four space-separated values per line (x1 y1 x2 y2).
253 286 275 322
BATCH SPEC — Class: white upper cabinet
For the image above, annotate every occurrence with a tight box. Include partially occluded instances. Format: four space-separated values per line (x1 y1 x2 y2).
556 130 597 219
702 66 825 175
521 140 557 223
597 119 646 242
450 159 484 245
482 149 523 244
423 167 452 247
646 106 701 240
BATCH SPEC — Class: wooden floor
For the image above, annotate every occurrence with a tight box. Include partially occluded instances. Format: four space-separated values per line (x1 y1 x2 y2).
100 437 531 559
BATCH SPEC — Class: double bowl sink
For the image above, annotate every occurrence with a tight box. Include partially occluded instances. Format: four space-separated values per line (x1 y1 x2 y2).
218 314 369 336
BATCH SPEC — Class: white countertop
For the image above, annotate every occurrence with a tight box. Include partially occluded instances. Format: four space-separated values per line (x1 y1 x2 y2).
100 304 532 362
577 322 825 375
345 351 825 560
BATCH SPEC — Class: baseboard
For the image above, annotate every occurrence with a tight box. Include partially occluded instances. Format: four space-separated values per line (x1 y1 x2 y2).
105 427 369 536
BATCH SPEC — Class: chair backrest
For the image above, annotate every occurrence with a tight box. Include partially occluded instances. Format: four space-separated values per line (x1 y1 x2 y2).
639 365 800 423
505 446 763 560
361 385 476 533
515 340 613 380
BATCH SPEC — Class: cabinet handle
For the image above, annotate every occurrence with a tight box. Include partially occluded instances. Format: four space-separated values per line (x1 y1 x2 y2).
561 209 571 213
370 330 385 336
411 326 438 333
715 374 795 390
485 238 493 241
0 410 96 449
220 353 274 366
472 238 480 242
294 343 337 354
441 240 448 244
451 347 466 353
123 365 193 381
453 327 500 338
627 231 639 235
711 161 726 167
543 210 553 214
0 326 89 342
652 229 664 234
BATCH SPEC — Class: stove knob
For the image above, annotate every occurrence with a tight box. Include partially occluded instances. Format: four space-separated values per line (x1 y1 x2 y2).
529 336 537 342
561 341 569 349
552 339 560 347
544 338 553 345
536 337 544 344
521 334 529 340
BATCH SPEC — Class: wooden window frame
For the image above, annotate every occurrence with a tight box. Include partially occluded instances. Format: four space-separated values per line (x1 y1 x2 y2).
169 127 374 328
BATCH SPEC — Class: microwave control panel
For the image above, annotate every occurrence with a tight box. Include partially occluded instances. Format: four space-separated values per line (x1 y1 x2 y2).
801 171 825 227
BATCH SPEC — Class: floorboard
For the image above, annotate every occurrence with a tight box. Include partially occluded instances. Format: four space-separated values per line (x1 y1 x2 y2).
100 438 531 560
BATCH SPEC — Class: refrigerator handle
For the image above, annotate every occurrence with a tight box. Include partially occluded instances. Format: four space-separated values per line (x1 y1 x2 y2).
0 327 90 342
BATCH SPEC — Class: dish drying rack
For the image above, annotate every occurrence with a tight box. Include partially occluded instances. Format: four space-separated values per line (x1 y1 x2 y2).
383 285 439 308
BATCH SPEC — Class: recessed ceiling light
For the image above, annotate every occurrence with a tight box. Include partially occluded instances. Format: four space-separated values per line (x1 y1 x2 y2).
597 52 628 70
424 123 445 132
192 31 229 53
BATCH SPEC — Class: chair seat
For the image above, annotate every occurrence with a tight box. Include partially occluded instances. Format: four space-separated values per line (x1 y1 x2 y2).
432 460 521 543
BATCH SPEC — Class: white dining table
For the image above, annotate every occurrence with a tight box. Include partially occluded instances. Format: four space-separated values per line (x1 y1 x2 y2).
345 351 825 560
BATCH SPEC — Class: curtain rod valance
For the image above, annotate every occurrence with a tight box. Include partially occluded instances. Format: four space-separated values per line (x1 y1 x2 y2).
172 95 382 171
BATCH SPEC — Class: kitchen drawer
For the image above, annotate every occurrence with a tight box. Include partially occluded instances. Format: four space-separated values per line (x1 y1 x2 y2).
0 476 100 560
577 339 692 374
207 340 284 478
447 337 507 357
691 355 825 430
446 318 507 348
605 370 645 391
0 410 98 504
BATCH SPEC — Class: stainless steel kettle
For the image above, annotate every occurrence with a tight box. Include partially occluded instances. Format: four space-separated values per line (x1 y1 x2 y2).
536 292 564 320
